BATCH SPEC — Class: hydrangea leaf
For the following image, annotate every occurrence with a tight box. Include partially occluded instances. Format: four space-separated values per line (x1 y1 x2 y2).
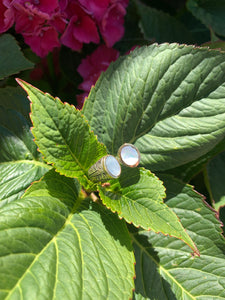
207 151 225 210
0 98 49 204
0 34 33 80
131 175 225 299
98 167 199 255
0 161 50 206
135 0 194 44
187 0 225 37
0 86 30 122
0 170 135 300
17 79 107 190
0 106 39 163
83 44 225 172
166 137 225 182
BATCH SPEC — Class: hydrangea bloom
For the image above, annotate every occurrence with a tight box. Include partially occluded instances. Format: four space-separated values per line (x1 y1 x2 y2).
0 0 14 33
60 2 99 51
77 44 119 108
99 2 127 47
0 0 129 57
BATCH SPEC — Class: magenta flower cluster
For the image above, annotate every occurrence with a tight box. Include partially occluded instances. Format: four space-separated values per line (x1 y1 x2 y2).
0 0 128 57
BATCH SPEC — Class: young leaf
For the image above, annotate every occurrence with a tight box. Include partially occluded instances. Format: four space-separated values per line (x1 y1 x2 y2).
98 167 199 255
0 170 135 300
17 79 107 189
187 0 225 37
131 175 225 299
0 34 33 80
83 44 225 172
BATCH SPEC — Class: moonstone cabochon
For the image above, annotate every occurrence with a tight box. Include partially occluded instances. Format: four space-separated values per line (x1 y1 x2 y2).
105 155 121 178
119 144 140 167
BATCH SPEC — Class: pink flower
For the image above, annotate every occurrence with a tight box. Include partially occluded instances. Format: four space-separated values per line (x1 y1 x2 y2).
0 0 14 33
60 3 99 51
77 44 119 108
99 2 127 47
78 0 110 21
23 25 60 57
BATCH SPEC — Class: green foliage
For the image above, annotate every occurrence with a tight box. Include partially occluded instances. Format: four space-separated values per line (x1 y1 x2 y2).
187 0 225 37
0 34 33 80
17 80 107 190
98 168 198 254
0 170 135 299
1 2 225 299
83 44 225 172
135 0 194 44
132 175 225 299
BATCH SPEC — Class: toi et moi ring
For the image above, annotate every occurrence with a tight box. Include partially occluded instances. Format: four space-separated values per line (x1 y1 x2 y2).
88 144 140 182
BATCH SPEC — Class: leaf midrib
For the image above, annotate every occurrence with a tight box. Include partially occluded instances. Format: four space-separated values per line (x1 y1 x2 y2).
131 233 196 300
32 94 87 175
4 194 83 300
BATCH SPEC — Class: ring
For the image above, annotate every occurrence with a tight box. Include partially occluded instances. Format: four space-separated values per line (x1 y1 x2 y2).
88 155 121 182
117 143 140 167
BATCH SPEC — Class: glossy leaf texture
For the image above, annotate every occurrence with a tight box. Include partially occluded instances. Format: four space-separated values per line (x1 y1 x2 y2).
17 79 107 189
83 44 225 172
0 170 135 300
187 0 225 37
0 34 33 80
98 168 199 255
0 89 49 203
132 175 225 300
135 0 194 44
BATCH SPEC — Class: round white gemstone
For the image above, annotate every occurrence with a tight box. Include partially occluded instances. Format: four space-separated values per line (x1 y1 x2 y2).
120 145 139 166
105 156 121 178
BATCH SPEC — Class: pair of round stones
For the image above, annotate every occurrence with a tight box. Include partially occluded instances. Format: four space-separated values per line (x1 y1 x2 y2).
88 144 140 182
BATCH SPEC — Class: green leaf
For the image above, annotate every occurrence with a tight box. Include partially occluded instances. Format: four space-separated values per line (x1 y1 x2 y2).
0 161 50 206
0 34 33 80
98 168 199 255
83 44 225 172
0 170 135 300
0 106 39 162
187 0 225 37
0 86 30 122
135 0 194 44
166 137 225 182
207 151 225 210
17 79 107 189
131 175 225 299
0 90 50 203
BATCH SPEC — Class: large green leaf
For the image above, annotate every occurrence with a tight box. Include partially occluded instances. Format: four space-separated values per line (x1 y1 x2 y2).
0 170 135 300
166 137 225 182
98 168 199 255
207 151 225 210
83 44 225 172
135 0 194 44
0 161 50 206
132 175 225 299
0 95 49 203
17 80 107 189
187 0 225 37
0 34 33 80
